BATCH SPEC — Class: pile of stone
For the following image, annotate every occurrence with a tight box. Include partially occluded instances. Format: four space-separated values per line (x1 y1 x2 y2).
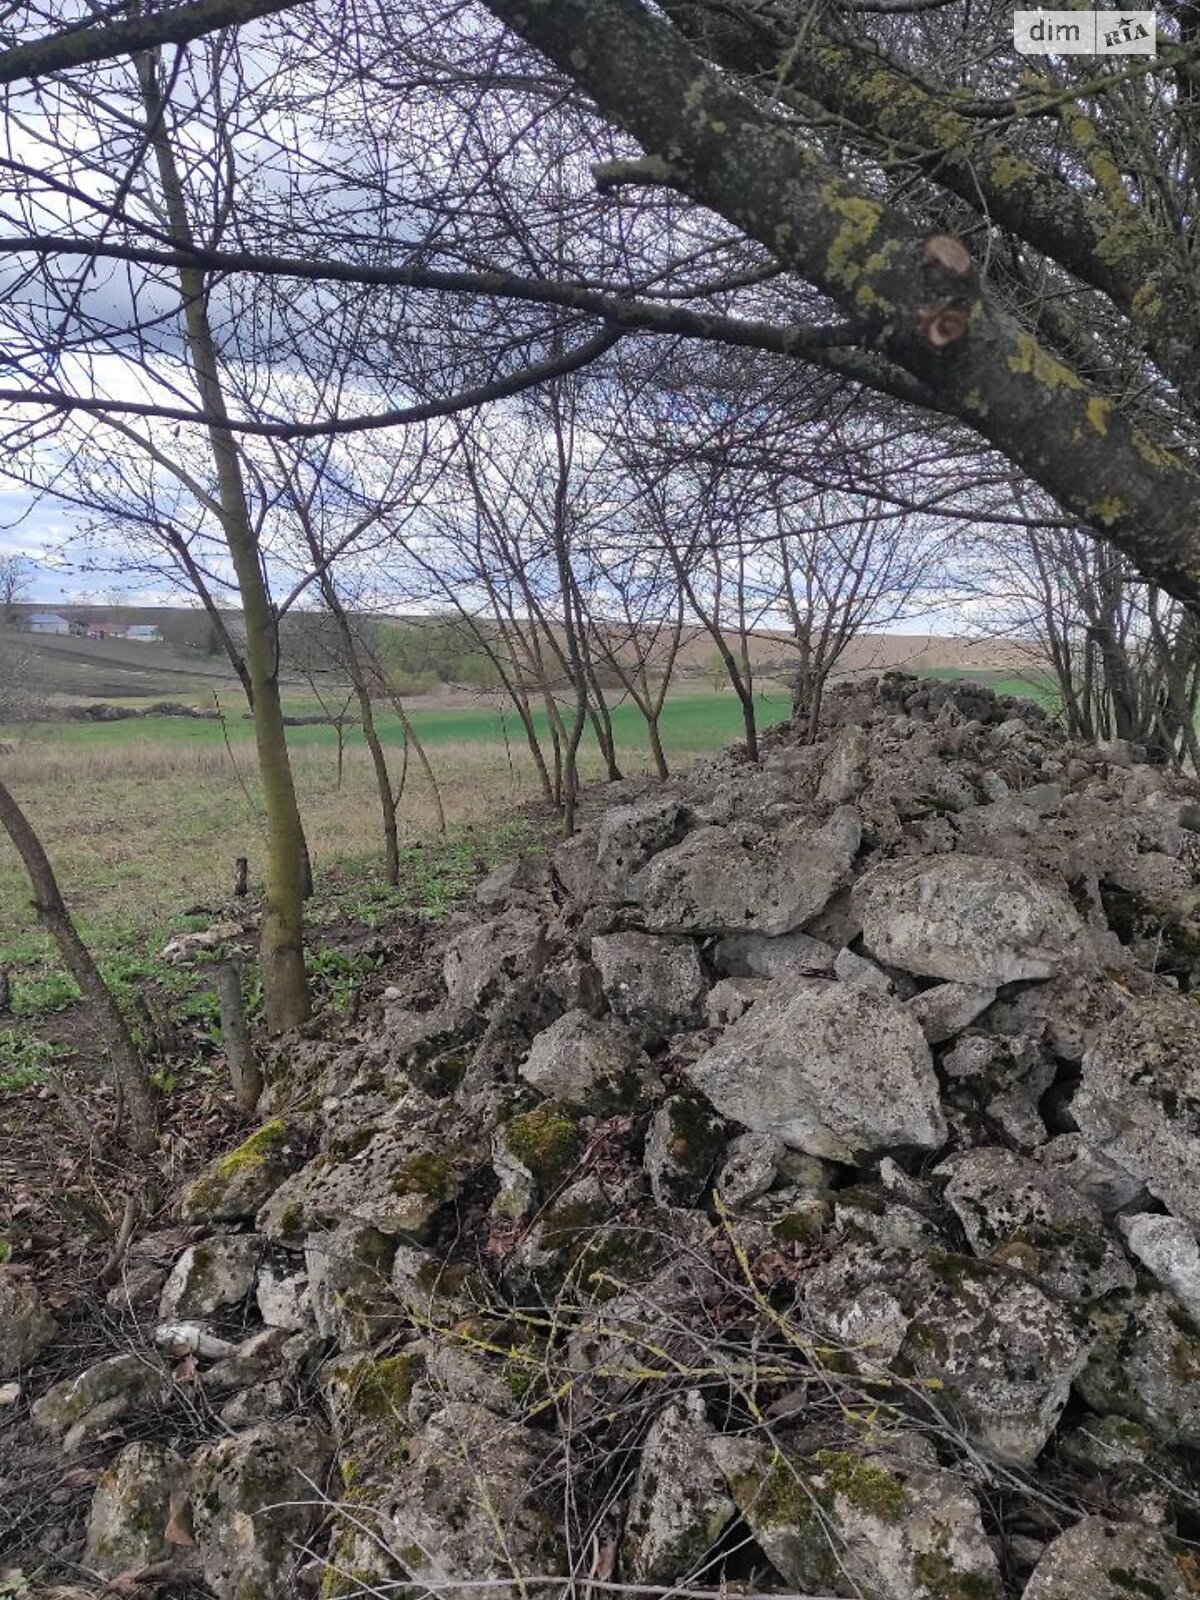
7 672 1200 1600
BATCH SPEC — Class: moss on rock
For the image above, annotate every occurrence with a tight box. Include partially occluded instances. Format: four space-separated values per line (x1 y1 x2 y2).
503 1103 581 1188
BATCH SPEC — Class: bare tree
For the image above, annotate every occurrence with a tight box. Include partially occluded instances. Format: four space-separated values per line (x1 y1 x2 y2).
0 555 32 615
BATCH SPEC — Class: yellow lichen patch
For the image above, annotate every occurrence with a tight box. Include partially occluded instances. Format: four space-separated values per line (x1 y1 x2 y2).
987 151 1035 193
683 77 706 114
1093 496 1125 526
1006 332 1085 393
1095 214 1142 268
822 189 885 293
1132 431 1182 471
1058 102 1130 214
1086 396 1112 436
1131 279 1164 322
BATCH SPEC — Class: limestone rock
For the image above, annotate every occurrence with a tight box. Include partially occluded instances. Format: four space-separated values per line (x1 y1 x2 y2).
1023 1516 1198 1600
84 1441 188 1578
853 854 1088 985
190 1419 332 1600
519 1008 649 1110
0 1271 56 1377
901 1258 1090 1466
1036 1135 1149 1215
473 854 553 910
801 1242 918 1371
592 931 705 1035
937 1146 1134 1303
635 808 860 937
1078 1290 1200 1448
713 1437 1002 1600
391 1245 480 1326
906 981 996 1044
687 980 946 1162
181 1116 314 1224
32 1352 168 1440
705 976 770 1025
833 946 893 993
595 796 685 891
159 1235 261 1320
255 1260 312 1331
257 1108 478 1243
376 1002 478 1094
442 910 542 1010
715 1132 783 1208
381 1402 563 1598
622 1391 735 1583
493 1102 581 1204
644 1095 725 1207
817 722 870 804
1120 1213 1200 1327
1074 993 1200 1228
984 969 1123 1062
713 929 835 980
305 1222 399 1348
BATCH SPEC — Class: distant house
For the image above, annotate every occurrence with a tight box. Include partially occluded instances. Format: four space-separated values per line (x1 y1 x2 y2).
126 624 161 643
23 611 71 635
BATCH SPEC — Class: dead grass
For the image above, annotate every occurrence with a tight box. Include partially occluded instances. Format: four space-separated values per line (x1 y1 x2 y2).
0 729 625 989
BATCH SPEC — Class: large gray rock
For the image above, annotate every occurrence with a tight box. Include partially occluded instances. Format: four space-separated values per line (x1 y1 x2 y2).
1120 1213 1200 1327
1036 1134 1149 1214
257 1104 478 1243
634 808 860 937
595 796 685 891
84 1441 188 1578
1078 1289 1200 1448
190 1419 332 1600
622 1390 735 1584
32 1352 169 1443
712 1436 1002 1600
853 854 1088 985
1074 993 1200 1228
519 1008 649 1110
0 1271 56 1377
181 1116 313 1223
304 1222 400 1349
713 929 836 980
381 1401 564 1598
1023 1516 1198 1600
591 931 705 1035
937 1146 1134 1303
686 981 946 1162
159 1235 261 1320
442 910 542 1010
901 1258 1091 1466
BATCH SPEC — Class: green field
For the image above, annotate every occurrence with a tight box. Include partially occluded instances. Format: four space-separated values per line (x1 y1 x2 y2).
0 666 1058 1032
0 685 793 1020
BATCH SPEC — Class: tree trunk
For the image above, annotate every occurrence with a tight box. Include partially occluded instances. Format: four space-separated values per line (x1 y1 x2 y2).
646 714 669 781
137 51 310 1032
0 777 157 1150
216 961 261 1111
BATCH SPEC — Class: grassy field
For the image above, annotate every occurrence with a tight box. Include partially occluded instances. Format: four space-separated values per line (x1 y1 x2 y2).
0 685 794 1020
0 665 1060 1033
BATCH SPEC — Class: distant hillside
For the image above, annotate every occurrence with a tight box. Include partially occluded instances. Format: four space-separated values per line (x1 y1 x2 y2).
5 604 1035 706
